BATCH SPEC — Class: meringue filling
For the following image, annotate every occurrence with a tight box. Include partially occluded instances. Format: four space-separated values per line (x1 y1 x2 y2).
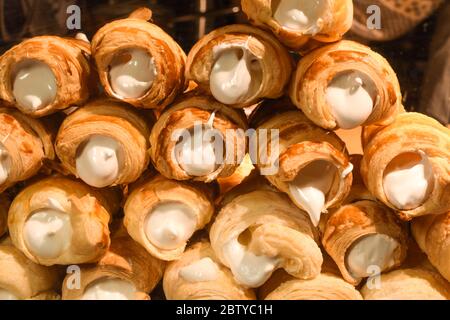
75 135 124 188
82 278 136 300
383 151 433 210
288 160 338 227
0 143 11 185
346 234 399 278
108 48 156 99
326 71 378 129
0 288 19 300
144 201 197 250
210 46 262 105
23 207 73 259
179 257 219 283
273 0 326 34
12 59 57 112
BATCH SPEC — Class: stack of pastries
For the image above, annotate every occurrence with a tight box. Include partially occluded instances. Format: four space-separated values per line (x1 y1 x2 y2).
0 3 448 301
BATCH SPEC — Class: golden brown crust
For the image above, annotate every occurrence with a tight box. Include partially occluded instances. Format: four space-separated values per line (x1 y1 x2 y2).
0 193 10 238
0 36 92 117
150 93 248 182
8 176 114 266
124 175 215 261
55 99 153 187
186 24 293 108
163 241 255 300
289 40 402 130
91 7 186 110
241 0 353 51
361 112 450 219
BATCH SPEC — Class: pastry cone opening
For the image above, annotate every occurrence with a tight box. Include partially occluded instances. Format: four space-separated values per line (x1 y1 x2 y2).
108 48 157 100
178 257 220 283
81 277 137 300
382 151 434 210
0 142 11 185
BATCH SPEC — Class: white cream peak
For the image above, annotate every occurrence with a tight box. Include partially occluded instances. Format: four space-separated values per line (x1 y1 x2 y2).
82 278 136 300
0 143 10 186
179 257 219 283
273 0 325 34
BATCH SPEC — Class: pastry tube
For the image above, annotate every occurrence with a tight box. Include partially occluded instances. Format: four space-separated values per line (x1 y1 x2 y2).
163 241 255 300
150 93 248 183
186 24 293 108
360 267 450 300
259 269 362 300
241 0 353 50
0 240 62 300
361 112 450 220
124 175 215 261
251 101 353 226
91 7 186 110
289 40 402 130
0 35 92 117
55 99 153 188
210 185 322 288
8 176 118 266
62 227 165 300
412 212 450 282
0 107 55 192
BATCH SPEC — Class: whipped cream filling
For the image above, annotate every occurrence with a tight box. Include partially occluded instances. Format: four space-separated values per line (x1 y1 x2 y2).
0 288 19 300
82 278 136 300
273 0 326 34
223 236 278 288
12 59 57 112
0 143 11 185
346 234 399 278
76 135 124 188
288 160 337 226
179 257 219 282
326 71 378 129
383 151 433 210
144 201 197 250
109 48 156 99
23 198 72 259
210 46 262 105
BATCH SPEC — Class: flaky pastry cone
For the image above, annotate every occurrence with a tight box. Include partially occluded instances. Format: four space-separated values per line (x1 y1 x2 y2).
186 24 293 108
55 99 153 188
251 100 353 226
289 40 402 130
210 184 322 288
259 269 362 300
360 267 450 300
0 194 10 238
0 35 92 117
0 240 62 300
0 107 55 192
91 7 186 110
150 93 248 183
361 112 450 220
412 212 450 282
62 227 165 300
163 241 255 300
8 176 118 266
124 175 215 261
241 0 353 50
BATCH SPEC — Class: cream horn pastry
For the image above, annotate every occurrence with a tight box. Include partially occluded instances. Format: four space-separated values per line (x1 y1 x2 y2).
361 112 450 220
163 241 255 300
0 107 55 192
91 7 186 110
360 267 450 300
62 227 164 300
8 176 118 266
210 180 322 288
251 100 353 226
241 0 353 50
259 269 362 300
289 40 402 130
0 194 10 238
0 35 92 117
412 212 450 282
55 99 153 188
150 93 248 182
186 24 293 108
124 175 215 261
0 240 62 300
